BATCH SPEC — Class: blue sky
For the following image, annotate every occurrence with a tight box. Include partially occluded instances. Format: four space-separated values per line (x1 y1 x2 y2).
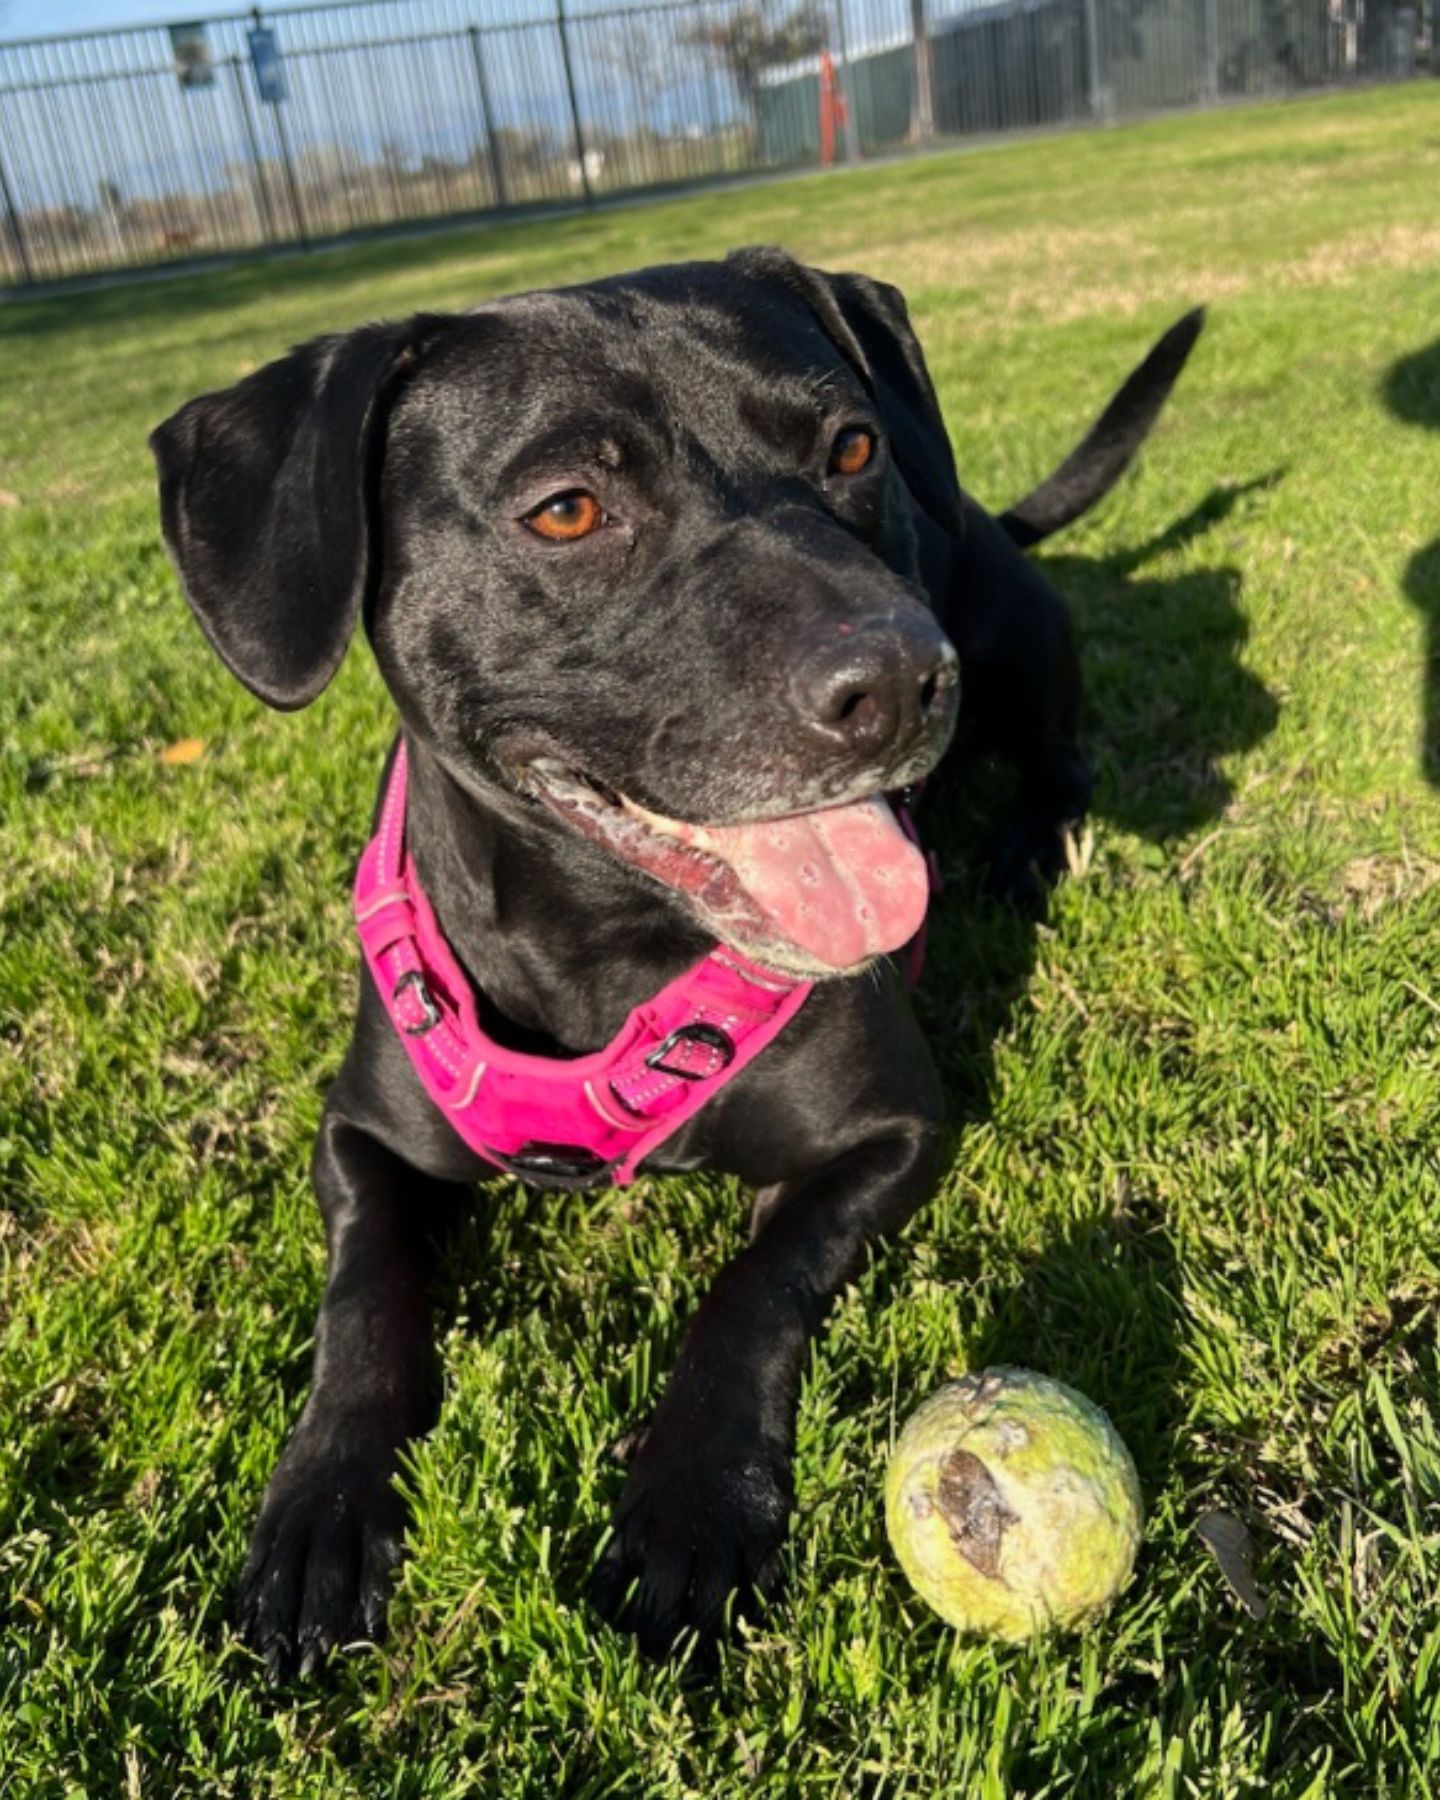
1 0 558 41
2 0 215 38
0 0 574 41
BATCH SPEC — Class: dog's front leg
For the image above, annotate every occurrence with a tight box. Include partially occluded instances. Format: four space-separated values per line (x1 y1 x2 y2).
988 732 1094 908
591 1119 943 1659
238 1104 463 1679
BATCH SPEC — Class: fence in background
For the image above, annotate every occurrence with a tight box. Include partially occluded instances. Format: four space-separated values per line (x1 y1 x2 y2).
0 0 1433 286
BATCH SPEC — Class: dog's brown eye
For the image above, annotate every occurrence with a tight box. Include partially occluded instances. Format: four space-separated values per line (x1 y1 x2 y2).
525 491 604 542
829 427 876 477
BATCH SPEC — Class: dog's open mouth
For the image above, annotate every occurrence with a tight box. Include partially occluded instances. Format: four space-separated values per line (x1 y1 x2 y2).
525 760 929 975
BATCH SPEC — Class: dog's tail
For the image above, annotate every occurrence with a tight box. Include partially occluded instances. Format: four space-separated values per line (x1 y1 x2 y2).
998 307 1206 550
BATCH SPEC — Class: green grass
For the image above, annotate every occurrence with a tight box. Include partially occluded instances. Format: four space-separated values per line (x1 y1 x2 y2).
5 83 1440 1797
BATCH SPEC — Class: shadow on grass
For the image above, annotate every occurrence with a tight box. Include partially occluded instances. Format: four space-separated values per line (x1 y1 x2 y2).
913 475 1281 1108
1049 476 1283 842
1382 338 1440 785
977 1207 1184 1501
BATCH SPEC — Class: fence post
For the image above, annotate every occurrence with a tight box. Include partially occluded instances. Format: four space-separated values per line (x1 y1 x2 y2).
229 54 279 244
910 0 936 141
270 81 310 244
1083 0 1108 119
1202 0 1220 100
467 26 508 209
0 105 33 285
554 0 594 204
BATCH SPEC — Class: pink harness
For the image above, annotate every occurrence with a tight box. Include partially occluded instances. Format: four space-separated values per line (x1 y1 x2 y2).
355 741 936 1190
355 741 815 1188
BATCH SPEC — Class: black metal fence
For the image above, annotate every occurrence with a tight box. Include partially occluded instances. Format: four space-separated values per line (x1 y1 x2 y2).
0 0 1433 287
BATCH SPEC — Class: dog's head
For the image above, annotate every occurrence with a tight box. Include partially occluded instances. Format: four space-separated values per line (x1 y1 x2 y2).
152 249 960 976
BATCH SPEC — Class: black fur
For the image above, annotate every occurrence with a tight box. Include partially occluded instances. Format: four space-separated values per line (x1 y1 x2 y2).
152 250 1201 1676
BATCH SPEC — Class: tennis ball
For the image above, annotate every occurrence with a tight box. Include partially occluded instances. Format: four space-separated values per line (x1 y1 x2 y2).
885 1368 1142 1642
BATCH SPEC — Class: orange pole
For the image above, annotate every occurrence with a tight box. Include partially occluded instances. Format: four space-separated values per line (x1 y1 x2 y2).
819 50 837 166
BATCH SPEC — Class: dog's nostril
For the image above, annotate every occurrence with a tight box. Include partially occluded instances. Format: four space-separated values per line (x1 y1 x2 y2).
831 690 884 738
837 690 868 722
919 673 939 713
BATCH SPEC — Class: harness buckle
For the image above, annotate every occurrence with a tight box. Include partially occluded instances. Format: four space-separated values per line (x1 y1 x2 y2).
392 969 443 1036
644 1021 736 1081
495 1142 613 1189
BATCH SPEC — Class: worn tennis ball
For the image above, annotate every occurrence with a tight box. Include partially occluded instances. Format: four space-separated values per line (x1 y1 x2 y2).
885 1368 1142 1642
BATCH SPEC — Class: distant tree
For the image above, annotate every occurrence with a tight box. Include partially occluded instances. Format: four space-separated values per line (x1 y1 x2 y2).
599 12 670 124
594 15 683 177
685 0 829 120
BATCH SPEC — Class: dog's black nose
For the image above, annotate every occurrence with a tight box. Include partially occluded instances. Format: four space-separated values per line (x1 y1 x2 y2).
798 617 958 760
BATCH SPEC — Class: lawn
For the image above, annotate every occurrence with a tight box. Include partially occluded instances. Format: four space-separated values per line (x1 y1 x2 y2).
4 82 1440 1797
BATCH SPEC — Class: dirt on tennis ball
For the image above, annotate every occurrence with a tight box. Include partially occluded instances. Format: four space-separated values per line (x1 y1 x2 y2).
885 1368 1142 1642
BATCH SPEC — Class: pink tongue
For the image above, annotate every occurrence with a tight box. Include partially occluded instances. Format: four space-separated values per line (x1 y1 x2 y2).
692 797 930 969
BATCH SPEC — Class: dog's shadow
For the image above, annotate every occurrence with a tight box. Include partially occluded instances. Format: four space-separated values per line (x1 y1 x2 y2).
1382 340 1440 784
918 474 1281 1099
971 1203 1184 1509
1050 476 1283 843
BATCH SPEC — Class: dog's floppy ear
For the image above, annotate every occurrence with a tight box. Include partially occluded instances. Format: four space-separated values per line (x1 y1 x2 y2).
727 246 963 535
151 317 432 710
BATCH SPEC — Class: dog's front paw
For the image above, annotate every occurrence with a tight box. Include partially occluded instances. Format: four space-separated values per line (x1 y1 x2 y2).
589 1426 793 1660
237 1436 407 1681
987 816 1075 912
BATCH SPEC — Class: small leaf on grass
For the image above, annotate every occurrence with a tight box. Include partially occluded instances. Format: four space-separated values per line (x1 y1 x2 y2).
159 737 206 766
1197 1507 1269 1620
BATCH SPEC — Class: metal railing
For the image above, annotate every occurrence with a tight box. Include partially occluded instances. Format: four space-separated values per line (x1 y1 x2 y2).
0 0 1432 287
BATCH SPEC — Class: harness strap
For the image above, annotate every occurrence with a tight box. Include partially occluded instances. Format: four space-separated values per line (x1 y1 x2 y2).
354 741 816 1188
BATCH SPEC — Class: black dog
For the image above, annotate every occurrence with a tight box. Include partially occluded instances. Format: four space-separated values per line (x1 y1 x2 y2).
152 248 1201 1677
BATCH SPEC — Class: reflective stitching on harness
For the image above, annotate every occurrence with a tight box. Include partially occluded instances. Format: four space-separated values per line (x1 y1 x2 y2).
448 1061 488 1110
584 1078 649 1132
377 750 405 875
613 1073 682 1110
356 889 409 925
